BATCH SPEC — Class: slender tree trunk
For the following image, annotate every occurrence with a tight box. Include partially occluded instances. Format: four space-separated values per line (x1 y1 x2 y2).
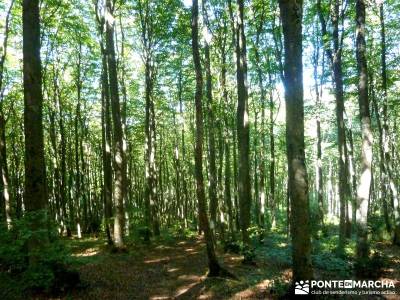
144 58 158 240
268 71 276 229
74 41 83 238
378 3 400 245
106 0 126 248
10 119 22 220
101 44 114 245
317 0 350 249
355 0 372 263
371 75 391 234
235 0 251 247
279 0 313 282
0 115 11 228
178 70 189 227
57 83 68 235
253 110 259 227
95 5 114 243
224 136 233 236
348 128 357 230
0 0 14 229
191 0 222 276
254 26 266 228
219 37 233 236
23 0 49 264
172 108 181 221
312 29 324 228
204 40 218 233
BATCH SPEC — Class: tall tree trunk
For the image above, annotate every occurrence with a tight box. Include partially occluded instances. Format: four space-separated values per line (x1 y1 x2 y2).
0 0 14 229
56 81 68 235
138 0 159 240
267 70 276 229
219 36 234 236
74 41 83 238
204 39 218 233
279 0 313 282
23 0 48 264
317 0 350 249
144 58 158 240
101 44 114 245
224 135 233 236
191 0 222 276
235 0 251 247
347 128 357 230
95 3 114 244
0 115 11 228
378 3 400 245
178 70 189 227
254 24 266 228
311 27 324 228
370 73 391 234
253 110 259 227
106 0 126 249
355 0 372 263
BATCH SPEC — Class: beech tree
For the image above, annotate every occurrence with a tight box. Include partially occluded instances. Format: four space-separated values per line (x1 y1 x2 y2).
279 0 313 281
355 0 372 264
23 0 49 264
191 0 222 276
105 0 127 249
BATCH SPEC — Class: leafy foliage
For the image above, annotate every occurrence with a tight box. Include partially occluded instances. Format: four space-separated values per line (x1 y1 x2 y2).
0 212 78 294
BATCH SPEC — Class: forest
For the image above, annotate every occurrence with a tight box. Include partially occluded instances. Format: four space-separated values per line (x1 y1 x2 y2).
0 0 399 298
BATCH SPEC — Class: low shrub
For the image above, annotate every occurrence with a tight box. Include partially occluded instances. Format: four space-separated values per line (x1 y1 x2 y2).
0 211 79 295
354 251 387 279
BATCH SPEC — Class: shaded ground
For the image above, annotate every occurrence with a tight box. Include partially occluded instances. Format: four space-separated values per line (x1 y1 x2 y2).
62 236 277 300
377 241 400 300
28 233 400 300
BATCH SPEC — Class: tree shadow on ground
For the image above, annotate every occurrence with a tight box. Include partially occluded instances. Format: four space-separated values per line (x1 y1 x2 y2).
38 233 400 299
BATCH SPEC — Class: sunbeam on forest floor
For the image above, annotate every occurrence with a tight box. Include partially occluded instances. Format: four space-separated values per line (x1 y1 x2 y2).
59 235 283 299
21 232 394 300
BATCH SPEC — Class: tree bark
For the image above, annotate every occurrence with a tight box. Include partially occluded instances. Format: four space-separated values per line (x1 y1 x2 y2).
378 3 400 245
235 0 251 247
219 35 234 236
106 0 126 249
279 0 313 282
311 26 324 228
267 70 276 229
254 23 267 228
23 0 49 264
204 39 218 233
191 0 222 276
0 0 14 229
317 0 350 249
355 0 372 262
101 44 114 245
0 115 11 228
370 78 391 234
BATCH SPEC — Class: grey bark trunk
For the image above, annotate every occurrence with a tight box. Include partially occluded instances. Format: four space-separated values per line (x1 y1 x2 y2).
191 0 222 276
355 0 372 262
23 0 49 264
279 0 313 281
106 0 126 248
235 0 251 247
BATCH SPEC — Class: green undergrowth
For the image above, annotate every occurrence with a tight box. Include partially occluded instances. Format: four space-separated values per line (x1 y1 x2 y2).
0 212 79 298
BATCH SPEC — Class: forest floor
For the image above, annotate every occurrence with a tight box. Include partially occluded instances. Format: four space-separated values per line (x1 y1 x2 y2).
63 235 275 299
27 231 400 300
